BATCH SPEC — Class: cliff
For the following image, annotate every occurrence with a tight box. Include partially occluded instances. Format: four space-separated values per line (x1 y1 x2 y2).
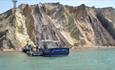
0 3 115 49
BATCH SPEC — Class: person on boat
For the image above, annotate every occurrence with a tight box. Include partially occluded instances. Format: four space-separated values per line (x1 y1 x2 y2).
36 46 39 52
28 44 33 51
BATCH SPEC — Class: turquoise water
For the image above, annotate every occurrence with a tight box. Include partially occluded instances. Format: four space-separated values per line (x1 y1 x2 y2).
0 48 115 70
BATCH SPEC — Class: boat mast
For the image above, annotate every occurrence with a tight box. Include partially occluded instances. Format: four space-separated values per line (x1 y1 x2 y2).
38 4 48 49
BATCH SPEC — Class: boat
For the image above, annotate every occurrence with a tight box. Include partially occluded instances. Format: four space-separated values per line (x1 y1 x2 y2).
23 42 69 57
22 46 69 57
22 29 69 57
22 24 69 57
25 48 69 57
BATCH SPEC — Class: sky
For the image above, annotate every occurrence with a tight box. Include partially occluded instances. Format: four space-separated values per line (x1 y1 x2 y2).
0 0 115 13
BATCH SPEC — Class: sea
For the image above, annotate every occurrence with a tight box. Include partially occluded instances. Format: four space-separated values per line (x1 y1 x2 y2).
0 48 115 70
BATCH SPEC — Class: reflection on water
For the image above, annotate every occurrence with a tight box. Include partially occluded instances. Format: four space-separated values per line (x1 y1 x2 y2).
0 48 115 70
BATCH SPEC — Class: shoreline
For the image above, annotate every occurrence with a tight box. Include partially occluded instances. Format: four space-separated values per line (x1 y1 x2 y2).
0 48 22 52
71 46 115 51
0 46 115 52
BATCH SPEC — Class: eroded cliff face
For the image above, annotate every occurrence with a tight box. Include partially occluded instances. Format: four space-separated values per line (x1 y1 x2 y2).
0 3 115 49
15 5 35 48
0 10 19 49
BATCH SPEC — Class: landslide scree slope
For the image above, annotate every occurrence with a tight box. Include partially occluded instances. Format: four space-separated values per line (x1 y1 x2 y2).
0 3 115 49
